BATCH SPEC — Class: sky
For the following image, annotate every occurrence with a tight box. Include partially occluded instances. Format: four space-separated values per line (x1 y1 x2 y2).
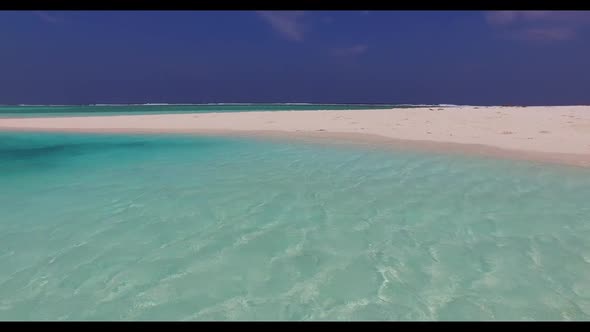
1 10 590 105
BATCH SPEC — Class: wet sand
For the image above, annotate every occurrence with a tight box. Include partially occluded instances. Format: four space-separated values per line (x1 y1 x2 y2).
1 105 590 167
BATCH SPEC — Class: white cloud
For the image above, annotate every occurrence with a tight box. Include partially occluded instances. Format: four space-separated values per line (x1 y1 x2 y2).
486 11 589 26
33 11 60 24
512 27 575 41
485 11 590 42
256 11 307 42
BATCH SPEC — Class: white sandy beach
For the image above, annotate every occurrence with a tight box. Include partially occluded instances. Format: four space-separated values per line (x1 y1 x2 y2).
1 106 590 167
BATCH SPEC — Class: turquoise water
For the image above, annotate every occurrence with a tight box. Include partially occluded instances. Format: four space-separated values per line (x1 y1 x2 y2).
1 131 590 321
0 104 411 118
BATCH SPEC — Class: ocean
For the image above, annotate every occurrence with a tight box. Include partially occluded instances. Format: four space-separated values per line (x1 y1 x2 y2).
1 130 589 320
0 104 415 118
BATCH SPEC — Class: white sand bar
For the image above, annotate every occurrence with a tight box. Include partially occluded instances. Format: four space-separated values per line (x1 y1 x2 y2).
2 106 590 167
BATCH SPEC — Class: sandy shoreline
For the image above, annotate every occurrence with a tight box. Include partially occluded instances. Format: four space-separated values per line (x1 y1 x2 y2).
2 106 590 167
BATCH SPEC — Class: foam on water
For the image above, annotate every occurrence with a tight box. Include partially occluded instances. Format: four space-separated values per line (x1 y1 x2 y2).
0 131 589 320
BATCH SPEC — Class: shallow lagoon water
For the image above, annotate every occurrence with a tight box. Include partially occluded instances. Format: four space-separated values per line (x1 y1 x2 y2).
1 131 589 320
0 104 406 118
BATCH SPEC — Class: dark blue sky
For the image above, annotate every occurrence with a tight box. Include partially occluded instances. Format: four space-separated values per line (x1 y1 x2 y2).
2 10 590 105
